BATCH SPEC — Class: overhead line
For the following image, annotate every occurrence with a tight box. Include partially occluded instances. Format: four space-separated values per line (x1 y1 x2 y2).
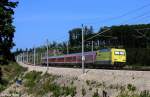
85 28 111 41
121 10 150 24
112 3 150 20
131 14 150 24
84 3 150 41
83 3 150 25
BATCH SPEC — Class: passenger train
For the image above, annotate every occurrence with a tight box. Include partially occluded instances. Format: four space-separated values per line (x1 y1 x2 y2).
41 48 126 68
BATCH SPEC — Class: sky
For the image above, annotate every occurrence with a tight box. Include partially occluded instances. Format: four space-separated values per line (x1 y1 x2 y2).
13 0 150 51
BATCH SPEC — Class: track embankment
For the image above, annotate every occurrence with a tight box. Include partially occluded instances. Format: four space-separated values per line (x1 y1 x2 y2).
18 62 150 91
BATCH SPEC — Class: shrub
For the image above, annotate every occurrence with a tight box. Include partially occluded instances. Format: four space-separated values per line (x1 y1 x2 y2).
82 86 86 96
24 71 42 93
140 90 150 97
0 62 27 92
89 87 92 91
24 72 76 97
127 84 136 92
92 89 99 97
71 80 74 85
63 86 76 97
86 80 90 85
0 67 2 83
126 48 150 66
117 89 150 97
0 84 6 92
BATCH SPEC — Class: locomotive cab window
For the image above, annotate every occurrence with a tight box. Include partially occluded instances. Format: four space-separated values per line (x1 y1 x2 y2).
114 51 125 55
114 51 119 55
119 51 125 55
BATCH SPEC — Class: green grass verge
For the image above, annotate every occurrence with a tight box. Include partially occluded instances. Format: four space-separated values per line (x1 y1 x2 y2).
0 62 27 92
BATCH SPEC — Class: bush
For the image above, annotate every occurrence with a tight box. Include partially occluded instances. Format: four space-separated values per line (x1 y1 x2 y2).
0 67 2 83
62 86 76 97
126 48 150 66
117 88 150 97
24 71 42 93
82 86 86 96
0 84 6 92
92 89 99 97
86 80 90 85
127 84 136 92
140 90 150 97
0 62 27 92
24 72 76 97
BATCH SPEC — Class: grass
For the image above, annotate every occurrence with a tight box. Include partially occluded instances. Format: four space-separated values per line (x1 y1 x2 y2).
92 89 99 97
108 84 125 90
117 90 150 97
0 62 27 92
127 84 136 92
140 90 150 97
24 71 42 93
85 80 104 88
89 87 92 91
62 85 76 97
82 86 86 96
117 84 150 97
23 71 77 97
86 80 90 86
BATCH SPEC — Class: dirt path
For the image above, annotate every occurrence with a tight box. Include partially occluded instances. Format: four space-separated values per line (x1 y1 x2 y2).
19 62 150 91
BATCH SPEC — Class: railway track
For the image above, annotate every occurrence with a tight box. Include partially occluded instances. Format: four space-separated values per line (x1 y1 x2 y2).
37 63 150 71
88 66 150 71
122 66 150 71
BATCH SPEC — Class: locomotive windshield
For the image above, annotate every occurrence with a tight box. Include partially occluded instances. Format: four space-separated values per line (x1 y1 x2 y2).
114 51 125 55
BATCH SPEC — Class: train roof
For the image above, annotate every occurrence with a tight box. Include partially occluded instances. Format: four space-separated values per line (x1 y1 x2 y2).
42 51 96 59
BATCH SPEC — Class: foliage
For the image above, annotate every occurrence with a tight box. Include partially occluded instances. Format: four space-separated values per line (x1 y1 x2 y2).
140 90 150 97
0 0 18 64
117 91 139 97
82 86 86 96
92 89 99 97
117 84 150 97
98 24 150 48
127 84 136 92
62 85 76 97
0 67 2 82
86 80 90 85
0 62 27 92
24 71 42 90
117 90 150 97
23 71 76 97
126 48 150 66
69 26 94 47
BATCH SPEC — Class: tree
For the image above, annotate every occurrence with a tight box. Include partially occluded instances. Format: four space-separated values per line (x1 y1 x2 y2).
0 0 18 64
69 26 94 47
69 28 82 46
0 67 2 83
